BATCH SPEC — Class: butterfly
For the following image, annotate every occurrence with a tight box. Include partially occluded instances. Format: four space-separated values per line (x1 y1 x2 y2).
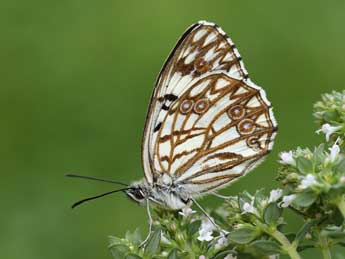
67 20 277 241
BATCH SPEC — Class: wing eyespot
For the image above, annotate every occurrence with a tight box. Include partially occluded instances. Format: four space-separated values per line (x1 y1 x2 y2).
194 57 211 74
247 136 261 149
237 119 256 135
180 100 194 114
194 98 210 114
228 105 246 120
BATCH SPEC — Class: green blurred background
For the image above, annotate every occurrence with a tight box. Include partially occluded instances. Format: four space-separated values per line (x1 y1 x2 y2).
1 0 345 258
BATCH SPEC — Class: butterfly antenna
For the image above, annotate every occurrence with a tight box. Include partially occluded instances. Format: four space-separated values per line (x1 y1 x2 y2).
71 187 130 209
65 173 128 187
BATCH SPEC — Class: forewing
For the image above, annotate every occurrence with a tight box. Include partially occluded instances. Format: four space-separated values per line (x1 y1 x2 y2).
142 21 248 183
155 73 277 194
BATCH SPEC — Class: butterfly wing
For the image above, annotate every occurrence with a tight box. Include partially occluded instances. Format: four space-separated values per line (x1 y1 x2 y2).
142 21 277 191
164 74 277 194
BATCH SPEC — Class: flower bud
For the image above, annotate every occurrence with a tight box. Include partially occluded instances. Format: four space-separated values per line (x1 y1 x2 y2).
176 233 185 243
287 173 299 182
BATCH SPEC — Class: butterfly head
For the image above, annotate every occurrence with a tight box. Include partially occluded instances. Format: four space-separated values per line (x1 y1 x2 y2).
125 181 148 205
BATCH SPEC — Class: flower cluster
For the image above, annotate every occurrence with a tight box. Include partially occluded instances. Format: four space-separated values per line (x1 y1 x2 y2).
314 90 345 145
109 91 345 259
109 208 230 259
277 142 345 220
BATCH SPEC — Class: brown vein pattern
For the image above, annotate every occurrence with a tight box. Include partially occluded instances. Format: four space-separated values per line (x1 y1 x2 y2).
141 21 277 191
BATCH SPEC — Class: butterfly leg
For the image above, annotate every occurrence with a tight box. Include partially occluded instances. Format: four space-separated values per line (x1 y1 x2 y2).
191 198 226 234
211 191 233 200
139 199 153 248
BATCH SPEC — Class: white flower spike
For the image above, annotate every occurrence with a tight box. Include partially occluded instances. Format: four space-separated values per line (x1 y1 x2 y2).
298 174 319 189
316 123 342 142
197 229 214 242
178 207 196 219
279 151 295 165
200 217 216 232
197 217 216 242
242 200 255 214
268 189 283 203
327 141 340 163
280 194 297 208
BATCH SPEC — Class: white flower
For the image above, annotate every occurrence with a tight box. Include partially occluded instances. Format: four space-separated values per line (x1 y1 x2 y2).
199 256 206 259
340 176 345 184
197 229 214 242
200 217 216 232
198 217 216 242
327 142 340 163
161 251 168 257
279 151 295 165
160 232 171 244
279 194 297 208
316 123 342 141
298 174 319 189
178 207 196 219
242 200 255 214
215 235 228 250
268 189 283 203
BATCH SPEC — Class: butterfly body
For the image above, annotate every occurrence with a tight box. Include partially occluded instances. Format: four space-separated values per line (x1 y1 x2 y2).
125 178 192 210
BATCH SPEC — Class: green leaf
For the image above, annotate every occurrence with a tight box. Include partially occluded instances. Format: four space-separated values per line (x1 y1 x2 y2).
167 248 183 259
285 232 296 243
238 192 252 209
313 144 325 165
295 218 320 244
125 228 142 245
296 157 313 174
212 250 237 259
335 158 345 174
323 110 339 122
167 248 179 259
321 227 345 241
264 203 282 225
297 244 315 252
228 227 258 244
293 191 318 207
251 240 281 254
186 220 201 236
110 244 130 258
108 236 123 246
125 254 143 259
337 242 345 247
254 189 266 207
145 228 161 256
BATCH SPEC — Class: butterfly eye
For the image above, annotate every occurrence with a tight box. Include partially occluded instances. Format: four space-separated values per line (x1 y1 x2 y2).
194 98 210 114
238 119 256 135
228 105 245 120
133 189 145 200
194 57 211 74
180 100 194 114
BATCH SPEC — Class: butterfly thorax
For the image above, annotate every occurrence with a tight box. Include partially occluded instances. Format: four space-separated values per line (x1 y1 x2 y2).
125 176 192 210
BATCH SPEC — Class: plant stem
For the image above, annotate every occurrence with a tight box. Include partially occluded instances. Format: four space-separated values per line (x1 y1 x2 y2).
336 195 345 219
270 229 301 259
319 234 332 259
